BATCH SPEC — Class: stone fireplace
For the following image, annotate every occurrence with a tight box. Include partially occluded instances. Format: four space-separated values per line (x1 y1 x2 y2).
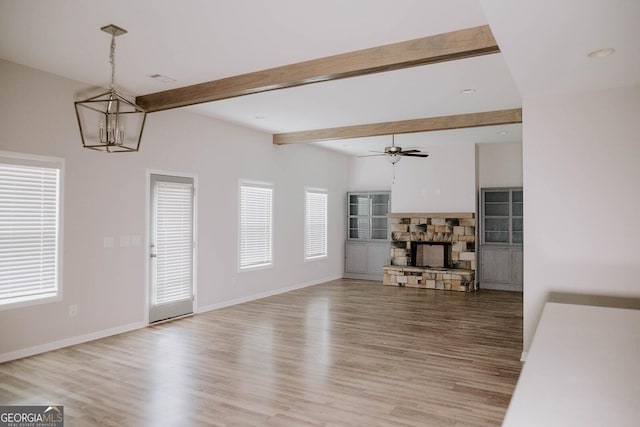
383 213 477 292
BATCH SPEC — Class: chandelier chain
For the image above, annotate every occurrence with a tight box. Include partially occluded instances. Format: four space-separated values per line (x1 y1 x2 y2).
109 33 116 91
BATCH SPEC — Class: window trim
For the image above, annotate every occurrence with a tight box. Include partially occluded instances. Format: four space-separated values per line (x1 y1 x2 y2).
0 151 64 311
304 187 328 261
238 180 274 272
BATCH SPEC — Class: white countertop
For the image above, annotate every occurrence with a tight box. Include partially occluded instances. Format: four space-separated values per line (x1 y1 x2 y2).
503 302 640 427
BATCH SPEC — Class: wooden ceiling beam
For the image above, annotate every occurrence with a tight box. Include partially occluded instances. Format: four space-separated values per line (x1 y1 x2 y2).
273 108 522 145
136 25 499 112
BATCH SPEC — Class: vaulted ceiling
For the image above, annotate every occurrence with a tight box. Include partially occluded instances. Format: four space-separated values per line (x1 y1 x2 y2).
0 0 636 155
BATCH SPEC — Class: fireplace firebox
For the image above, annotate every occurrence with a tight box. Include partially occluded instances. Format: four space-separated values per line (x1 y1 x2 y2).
410 242 452 268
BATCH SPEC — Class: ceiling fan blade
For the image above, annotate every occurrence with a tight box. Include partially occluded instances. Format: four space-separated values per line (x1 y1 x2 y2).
401 153 429 158
400 149 421 154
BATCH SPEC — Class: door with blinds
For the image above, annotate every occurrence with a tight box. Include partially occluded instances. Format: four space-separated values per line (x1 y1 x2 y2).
149 174 195 323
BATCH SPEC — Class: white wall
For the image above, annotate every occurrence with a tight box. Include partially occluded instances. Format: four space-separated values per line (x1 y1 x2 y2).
392 141 476 213
523 85 640 351
348 156 392 192
0 59 349 359
477 142 523 188
349 141 476 213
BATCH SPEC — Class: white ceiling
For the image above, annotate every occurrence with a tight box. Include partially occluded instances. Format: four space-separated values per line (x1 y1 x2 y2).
482 0 640 98
0 0 489 93
0 0 636 156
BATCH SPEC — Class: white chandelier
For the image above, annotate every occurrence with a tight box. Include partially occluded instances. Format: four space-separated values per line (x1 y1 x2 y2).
74 25 147 153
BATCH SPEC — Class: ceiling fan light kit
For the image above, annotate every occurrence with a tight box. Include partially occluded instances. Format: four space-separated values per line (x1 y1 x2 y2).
386 154 401 164
74 24 147 153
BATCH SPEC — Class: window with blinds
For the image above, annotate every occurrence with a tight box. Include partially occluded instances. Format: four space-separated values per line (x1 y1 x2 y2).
239 183 273 270
305 189 328 260
152 179 194 306
0 155 62 308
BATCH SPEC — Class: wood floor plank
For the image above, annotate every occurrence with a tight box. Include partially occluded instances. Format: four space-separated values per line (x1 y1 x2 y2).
0 279 522 426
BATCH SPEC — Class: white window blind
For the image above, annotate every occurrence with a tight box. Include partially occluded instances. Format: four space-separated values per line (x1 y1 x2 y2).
240 183 273 269
305 189 328 260
153 181 193 305
0 160 60 307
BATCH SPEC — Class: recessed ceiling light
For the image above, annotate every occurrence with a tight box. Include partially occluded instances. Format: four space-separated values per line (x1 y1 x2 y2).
149 74 177 83
587 48 615 59
460 88 476 94
498 131 508 136
254 115 265 120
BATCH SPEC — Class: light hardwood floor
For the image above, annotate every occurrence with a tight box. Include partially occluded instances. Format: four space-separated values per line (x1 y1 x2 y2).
0 279 523 426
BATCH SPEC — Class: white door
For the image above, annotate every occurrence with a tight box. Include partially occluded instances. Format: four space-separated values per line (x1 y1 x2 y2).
149 174 195 323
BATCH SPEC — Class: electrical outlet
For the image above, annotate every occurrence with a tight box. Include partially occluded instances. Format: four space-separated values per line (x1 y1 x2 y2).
69 304 77 317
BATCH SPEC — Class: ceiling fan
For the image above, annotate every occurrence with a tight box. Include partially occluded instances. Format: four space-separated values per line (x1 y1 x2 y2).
361 135 429 164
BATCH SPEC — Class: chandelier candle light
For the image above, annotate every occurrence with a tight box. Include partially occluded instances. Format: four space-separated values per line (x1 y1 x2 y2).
74 25 147 152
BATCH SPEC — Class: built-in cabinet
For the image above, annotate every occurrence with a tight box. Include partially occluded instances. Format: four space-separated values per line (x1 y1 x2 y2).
344 191 390 280
479 187 523 291
345 241 391 280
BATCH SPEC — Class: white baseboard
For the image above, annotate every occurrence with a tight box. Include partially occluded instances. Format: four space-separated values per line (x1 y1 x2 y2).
1 276 341 364
197 275 342 314
0 321 147 364
520 351 528 362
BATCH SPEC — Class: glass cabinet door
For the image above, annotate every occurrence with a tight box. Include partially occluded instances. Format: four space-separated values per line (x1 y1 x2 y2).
371 217 388 240
482 188 523 245
370 193 390 240
349 217 370 239
370 193 389 216
349 194 370 216
347 192 390 241
348 194 370 238
512 190 523 244
483 190 510 243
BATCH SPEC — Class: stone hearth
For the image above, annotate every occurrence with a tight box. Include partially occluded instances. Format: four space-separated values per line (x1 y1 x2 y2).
383 266 476 292
383 213 476 292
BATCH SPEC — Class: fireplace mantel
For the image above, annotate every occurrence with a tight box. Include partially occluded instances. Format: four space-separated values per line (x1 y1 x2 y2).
387 212 474 219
